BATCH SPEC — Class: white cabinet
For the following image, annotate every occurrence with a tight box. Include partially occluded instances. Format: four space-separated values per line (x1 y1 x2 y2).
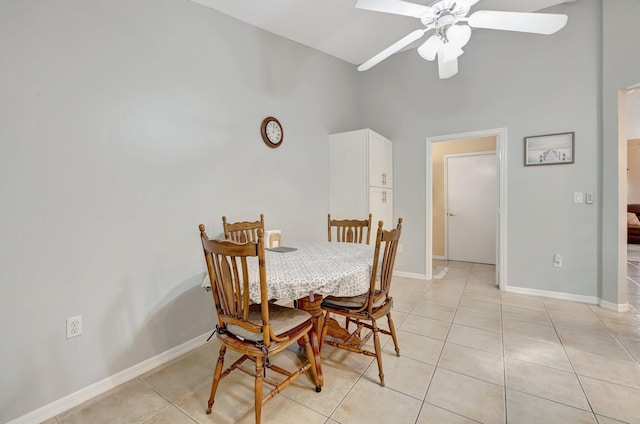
329 129 394 230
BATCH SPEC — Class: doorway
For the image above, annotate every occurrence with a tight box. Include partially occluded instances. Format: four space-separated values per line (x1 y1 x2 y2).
445 152 497 264
425 128 507 288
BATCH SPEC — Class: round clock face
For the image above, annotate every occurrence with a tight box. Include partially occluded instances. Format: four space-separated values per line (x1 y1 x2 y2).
261 116 283 148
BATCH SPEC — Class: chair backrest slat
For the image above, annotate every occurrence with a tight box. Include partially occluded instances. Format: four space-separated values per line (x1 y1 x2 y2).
200 222 271 346
368 218 403 312
327 213 372 245
223 214 265 243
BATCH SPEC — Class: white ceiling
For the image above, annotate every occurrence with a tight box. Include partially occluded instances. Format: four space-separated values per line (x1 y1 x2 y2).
188 0 574 65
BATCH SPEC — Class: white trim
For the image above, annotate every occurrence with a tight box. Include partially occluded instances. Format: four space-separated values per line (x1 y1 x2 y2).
7 331 211 424
503 285 599 305
425 128 507 288
599 299 631 312
432 255 446 260
394 270 427 280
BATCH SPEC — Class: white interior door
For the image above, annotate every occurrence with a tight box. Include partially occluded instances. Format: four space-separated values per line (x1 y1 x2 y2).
446 152 497 264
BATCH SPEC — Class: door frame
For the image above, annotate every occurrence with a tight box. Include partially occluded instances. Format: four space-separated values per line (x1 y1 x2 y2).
444 151 497 263
425 128 507 289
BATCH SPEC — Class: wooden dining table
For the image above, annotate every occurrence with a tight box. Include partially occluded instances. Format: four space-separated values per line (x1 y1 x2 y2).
202 240 375 385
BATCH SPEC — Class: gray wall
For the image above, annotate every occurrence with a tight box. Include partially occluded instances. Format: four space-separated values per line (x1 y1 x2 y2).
601 0 640 304
357 0 603 297
0 0 358 421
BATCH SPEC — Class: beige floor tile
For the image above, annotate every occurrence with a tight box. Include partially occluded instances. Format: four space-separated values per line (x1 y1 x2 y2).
462 287 501 304
503 333 572 371
505 389 597 424
501 304 552 326
580 375 640 424
505 357 590 410
556 327 632 360
411 301 457 322
620 338 640 362
502 319 560 344
390 329 444 365
422 291 463 308
458 297 502 319
399 314 451 340
500 292 546 311
438 342 504 386
234 394 327 424
549 312 612 336
589 305 640 327
176 373 255 424
281 355 359 417
57 380 170 424
447 324 503 355
393 290 427 313
416 403 479 424
565 348 640 390
331 378 422 424
322 343 375 375
453 308 502 333
363 350 435 399
425 368 505 424
144 406 197 424
141 347 215 403
595 415 629 424
604 321 640 342
543 298 595 316
40 419 58 424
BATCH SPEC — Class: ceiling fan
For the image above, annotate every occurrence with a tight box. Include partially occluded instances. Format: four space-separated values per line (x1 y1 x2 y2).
356 0 568 78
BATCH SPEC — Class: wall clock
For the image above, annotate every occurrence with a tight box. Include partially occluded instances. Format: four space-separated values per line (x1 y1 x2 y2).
261 116 283 148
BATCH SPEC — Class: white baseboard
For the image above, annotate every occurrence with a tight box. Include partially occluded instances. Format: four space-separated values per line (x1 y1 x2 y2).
503 285 599 305
599 299 631 312
7 331 211 424
394 270 427 280
432 255 446 260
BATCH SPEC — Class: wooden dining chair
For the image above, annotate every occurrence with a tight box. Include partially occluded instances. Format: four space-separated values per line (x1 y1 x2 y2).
327 213 372 244
320 218 403 387
199 225 321 423
222 213 264 243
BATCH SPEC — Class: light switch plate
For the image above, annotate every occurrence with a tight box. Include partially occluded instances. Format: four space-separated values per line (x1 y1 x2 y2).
573 192 584 203
585 192 594 204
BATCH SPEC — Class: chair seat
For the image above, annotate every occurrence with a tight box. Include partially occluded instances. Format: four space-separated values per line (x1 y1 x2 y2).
322 290 385 310
227 303 312 342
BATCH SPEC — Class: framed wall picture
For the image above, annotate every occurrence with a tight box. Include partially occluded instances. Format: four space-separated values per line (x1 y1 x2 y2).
524 132 575 166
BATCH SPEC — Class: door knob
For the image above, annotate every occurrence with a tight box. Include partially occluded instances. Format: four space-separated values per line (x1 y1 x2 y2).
448 213 456 216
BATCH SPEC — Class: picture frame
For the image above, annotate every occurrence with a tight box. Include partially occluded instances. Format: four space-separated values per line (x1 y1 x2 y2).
524 132 575 166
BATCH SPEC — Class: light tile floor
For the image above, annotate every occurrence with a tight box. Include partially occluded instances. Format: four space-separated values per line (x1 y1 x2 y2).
46 261 640 424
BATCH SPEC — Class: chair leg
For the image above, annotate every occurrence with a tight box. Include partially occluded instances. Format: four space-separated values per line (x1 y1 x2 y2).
320 310 331 347
371 320 385 387
255 356 263 424
302 332 322 392
206 346 226 414
387 312 400 357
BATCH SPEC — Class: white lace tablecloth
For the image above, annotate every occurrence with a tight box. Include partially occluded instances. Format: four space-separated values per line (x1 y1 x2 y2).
201 241 375 303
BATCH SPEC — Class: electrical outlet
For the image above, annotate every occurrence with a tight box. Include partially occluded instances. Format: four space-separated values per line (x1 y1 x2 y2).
398 243 403 253
66 316 82 339
553 254 562 267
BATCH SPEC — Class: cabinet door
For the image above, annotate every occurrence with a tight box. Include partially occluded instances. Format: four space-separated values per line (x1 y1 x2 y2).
369 187 393 229
369 132 393 188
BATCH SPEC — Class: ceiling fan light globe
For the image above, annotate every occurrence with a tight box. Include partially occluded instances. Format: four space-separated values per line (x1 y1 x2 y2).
440 45 464 62
447 24 472 48
417 35 442 61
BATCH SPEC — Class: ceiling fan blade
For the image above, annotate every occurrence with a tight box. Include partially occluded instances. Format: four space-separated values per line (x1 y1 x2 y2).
457 0 481 6
438 55 458 79
357 29 427 71
355 0 435 19
468 10 568 35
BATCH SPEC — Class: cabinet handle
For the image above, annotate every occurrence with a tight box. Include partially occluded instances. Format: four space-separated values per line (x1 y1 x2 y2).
382 191 387 203
382 173 387 186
